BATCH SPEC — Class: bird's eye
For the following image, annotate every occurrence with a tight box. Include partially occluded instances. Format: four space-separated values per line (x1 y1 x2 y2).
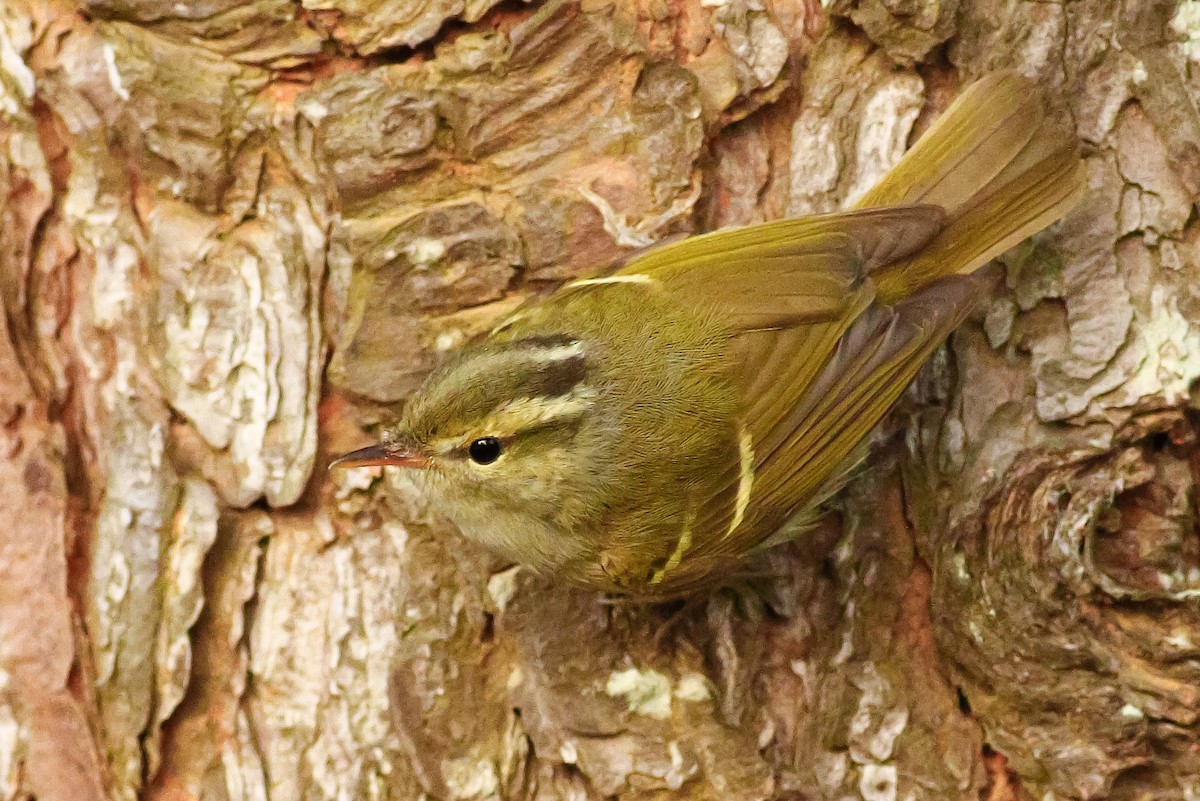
467 437 503 465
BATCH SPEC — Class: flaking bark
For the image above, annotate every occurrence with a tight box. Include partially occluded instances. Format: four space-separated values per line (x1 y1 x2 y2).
1 0 1198 800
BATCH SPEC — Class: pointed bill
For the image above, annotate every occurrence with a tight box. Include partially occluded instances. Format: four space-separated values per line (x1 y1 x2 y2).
329 444 430 470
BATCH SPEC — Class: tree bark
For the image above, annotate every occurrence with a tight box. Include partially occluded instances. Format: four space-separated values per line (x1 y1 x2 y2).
1 1 1198 800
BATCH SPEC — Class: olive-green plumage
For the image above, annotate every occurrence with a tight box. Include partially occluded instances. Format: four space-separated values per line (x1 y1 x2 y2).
334 71 1085 599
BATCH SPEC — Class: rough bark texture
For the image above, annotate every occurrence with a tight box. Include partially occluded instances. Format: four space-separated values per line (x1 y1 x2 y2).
1 1 1198 800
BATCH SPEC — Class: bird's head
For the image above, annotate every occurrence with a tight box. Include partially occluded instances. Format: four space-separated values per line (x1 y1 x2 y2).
332 335 618 569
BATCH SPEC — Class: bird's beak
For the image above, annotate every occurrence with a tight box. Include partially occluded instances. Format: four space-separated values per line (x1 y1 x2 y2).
329 444 430 470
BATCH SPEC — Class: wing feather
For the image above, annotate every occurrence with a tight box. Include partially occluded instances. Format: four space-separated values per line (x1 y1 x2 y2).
591 72 1082 584
622 206 945 278
607 207 948 549
732 269 1000 549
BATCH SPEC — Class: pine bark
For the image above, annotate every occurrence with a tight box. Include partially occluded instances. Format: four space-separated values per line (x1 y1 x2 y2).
1 1 1198 800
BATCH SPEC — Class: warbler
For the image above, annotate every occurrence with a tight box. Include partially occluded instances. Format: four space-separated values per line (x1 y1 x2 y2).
333 72 1084 600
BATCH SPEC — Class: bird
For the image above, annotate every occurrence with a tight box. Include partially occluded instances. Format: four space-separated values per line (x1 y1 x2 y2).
332 71 1085 600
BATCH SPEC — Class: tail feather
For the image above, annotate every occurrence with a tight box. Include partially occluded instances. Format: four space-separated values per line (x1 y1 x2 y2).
855 71 1085 303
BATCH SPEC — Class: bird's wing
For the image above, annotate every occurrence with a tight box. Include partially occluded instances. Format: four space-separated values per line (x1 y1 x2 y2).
617 206 945 330
608 206 962 558
734 269 998 544
682 267 995 565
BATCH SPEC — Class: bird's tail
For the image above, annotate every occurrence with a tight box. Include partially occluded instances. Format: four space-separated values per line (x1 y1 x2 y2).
856 71 1085 303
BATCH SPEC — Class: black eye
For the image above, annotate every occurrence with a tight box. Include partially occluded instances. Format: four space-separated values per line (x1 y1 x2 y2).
467 437 502 465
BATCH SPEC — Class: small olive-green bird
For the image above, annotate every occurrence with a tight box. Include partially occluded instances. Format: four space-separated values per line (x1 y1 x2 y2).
334 72 1084 600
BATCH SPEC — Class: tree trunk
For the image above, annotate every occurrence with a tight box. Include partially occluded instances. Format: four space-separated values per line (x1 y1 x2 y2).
2 0 1198 799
